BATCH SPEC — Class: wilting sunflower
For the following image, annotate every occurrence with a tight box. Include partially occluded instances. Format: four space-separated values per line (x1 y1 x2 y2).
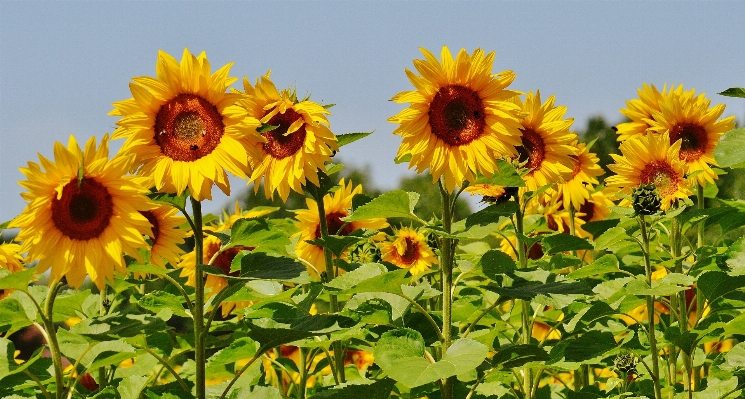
606 132 691 210
294 179 388 275
238 72 338 201
389 46 524 192
140 205 185 268
511 91 578 192
646 86 735 186
110 48 263 201
11 135 154 289
380 227 438 275
555 141 603 211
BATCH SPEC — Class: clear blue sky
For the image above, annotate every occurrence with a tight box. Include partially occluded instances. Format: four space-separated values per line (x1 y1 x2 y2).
2 1 744 222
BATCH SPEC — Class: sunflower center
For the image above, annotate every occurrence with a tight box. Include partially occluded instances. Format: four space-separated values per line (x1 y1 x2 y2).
154 94 224 162
640 161 679 197
517 129 546 170
429 85 486 146
51 178 114 241
670 123 706 162
578 200 595 223
262 109 307 159
570 155 582 178
140 211 160 245
314 211 354 239
212 246 252 277
398 237 419 265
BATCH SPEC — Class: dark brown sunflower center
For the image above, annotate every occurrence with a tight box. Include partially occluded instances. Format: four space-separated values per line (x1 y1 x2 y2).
429 85 486 146
640 161 679 197
140 211 160 245
670 123 706 162
578 200 595 223
154 94 224 162
398 237 419 265
262 108 307 159
517 129 546 170
314 211 354 239
51 178 114 241
213 247 251 277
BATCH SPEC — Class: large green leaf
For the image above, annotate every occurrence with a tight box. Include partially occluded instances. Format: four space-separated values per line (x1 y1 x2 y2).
206 337 258 374
479 250 516 280
117 375 150 399
310 378 396 399
698 271 745 302
325 263 387 291
594 226 632 251
491 280 592 300
228 252 307 281
147 191 188 210
542 234 593 255
246 315 356 349
491 344 549 369
331 268 410 295
344 190 419 222
465 202 519 229
229 218 291 254
374 328 488 388
568 254 620 279
564 331 618 362
138 291 190 318
0 267 36 291
479 159 525 187
715 128 745 168
307 235 362 257
336 132 372 147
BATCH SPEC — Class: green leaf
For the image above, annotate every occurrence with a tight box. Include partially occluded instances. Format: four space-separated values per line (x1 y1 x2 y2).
465 202 519 229
0 298 34 332
568 254 620 279
374 328 488 388
478 250 517 280
491 280 592 300
580 219 619 238
715 128 745 168
0 267 36 291
479 159 525 187
70 313 168 340
332 268 410 295
117 375 150 399
541 234 593 255
594 226 632 250
344 190 419 222
0 220 10 230
698 271 745 302
307 235 362 257
229 218 291 254
564 331 618 362
0 338 16 377
664 329 698 355
724 237 745 274
246 315 356 349
52 289 91 322
719 87 745 98
336 132 372 147
257 123 279 133
147 191 188 210
310 378 396 399
138 291 190 318
491 344 549 369
227 386 282 399
325 263 387 291
206 337 258 374
127 263 171 277
230 252 307 281
394 153 412 164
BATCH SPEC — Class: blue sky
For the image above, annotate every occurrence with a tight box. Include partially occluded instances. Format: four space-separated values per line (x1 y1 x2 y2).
2 1 744 222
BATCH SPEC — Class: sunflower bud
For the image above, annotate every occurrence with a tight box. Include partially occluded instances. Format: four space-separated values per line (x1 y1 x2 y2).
613 353 638 375
347 240 382 264
632 182 662 216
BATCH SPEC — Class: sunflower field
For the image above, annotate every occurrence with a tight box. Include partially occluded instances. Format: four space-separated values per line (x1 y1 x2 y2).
3 46 745 399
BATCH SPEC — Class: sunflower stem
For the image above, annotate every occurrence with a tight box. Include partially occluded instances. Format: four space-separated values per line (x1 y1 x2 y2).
191 197 207 399
514 203 533 399
98 285 108 390
638 215 662 399
693 183 706 391
314 185 346 384
568 203 590 390
42 280 65 399
438 178 455 399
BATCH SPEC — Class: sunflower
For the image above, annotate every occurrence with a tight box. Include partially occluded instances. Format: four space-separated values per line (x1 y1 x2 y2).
110 48 263 201
575 190 614 238
554 141 604 211
465 183 511 204
646 86 735 187
616 83 668 141
140 204 186 268
511 91 578 192
294 179 388 275
606 132 691 210
0 243 24 300
238 72 338 201
380 227 438 275
389 46 524 192
10 135 154 289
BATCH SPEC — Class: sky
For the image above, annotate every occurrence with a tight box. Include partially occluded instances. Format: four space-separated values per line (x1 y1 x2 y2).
1 1 744 223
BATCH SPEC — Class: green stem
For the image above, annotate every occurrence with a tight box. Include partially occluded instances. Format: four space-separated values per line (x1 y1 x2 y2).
297 347 307 399
438 179 455 399
514 204 533 399
694 183 706 392
314 186 346 383
98 285 108 390
191 197 206 399
42 280 65 399
638 215 662 399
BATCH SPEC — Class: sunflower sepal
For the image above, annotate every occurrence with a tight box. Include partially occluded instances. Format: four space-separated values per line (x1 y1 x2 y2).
257 123 280 133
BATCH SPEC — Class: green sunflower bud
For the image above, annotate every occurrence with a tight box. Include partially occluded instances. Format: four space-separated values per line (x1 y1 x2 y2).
613 353 638 375
632 182 662 216
347 240 382 264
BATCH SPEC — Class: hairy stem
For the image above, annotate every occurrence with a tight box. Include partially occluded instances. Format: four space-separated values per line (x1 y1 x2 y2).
639 215 662 399
191 197 206 399
439 178 455 399
42 280 65 399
